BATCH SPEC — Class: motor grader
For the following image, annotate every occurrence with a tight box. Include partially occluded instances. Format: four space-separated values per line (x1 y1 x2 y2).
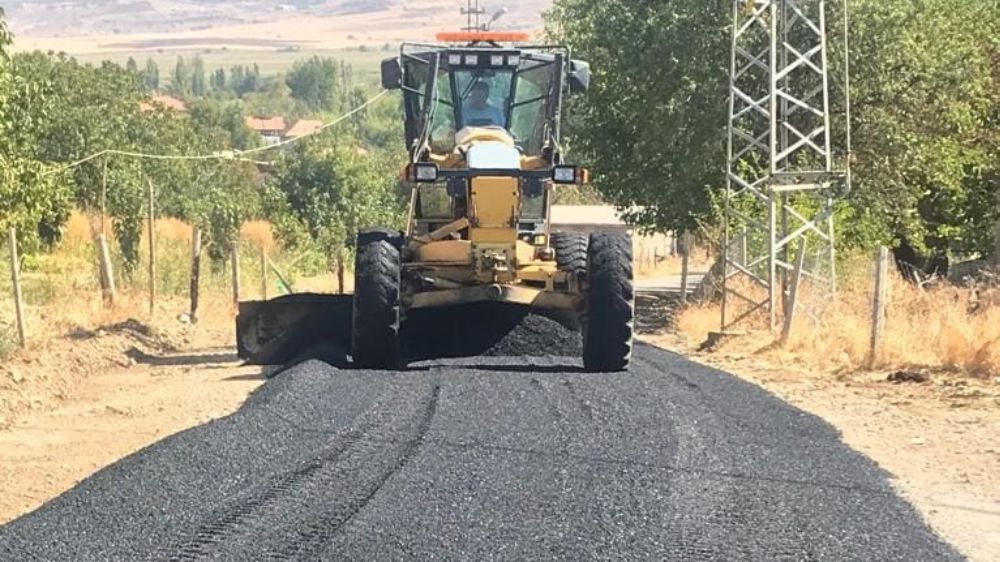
236 32 635 372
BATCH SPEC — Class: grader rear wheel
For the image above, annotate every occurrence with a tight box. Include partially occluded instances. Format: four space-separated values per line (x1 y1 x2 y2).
583 232 635 372
551 231 588 278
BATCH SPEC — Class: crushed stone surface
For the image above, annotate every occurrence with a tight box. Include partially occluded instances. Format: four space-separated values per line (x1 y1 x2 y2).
402 303 582 360
0 339 961 561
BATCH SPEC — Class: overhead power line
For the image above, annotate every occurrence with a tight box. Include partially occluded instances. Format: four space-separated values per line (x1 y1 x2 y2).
43 89 391 177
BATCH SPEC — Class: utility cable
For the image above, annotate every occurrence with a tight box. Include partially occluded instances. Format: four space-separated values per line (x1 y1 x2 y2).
41 89 391 176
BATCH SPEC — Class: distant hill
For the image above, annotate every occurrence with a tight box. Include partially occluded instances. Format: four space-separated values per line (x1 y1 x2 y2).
5 0 553 53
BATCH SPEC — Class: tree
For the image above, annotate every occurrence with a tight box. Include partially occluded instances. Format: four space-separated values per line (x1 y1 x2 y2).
187 99 262 152
227 64 263 96
834 0 1000 257
190 55 206 97
229 65 244 93
547 0 730 233
0 14 72 250
243 64 262 94
286 56 339 111
210 68 226 91
171 55 190 95
143 57 159 90
125 57 138 73
265 136 405 278
8 50 191 268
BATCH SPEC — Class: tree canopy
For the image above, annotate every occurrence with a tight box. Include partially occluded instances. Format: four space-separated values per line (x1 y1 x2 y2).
548 0 730 233
0 9 71 250
265 133 406 271
286 56 341 111
548 0 1000 258
0 6 408 277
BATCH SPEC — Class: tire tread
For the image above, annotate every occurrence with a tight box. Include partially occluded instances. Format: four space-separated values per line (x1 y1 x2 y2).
352 232 402 369
583 232 634 372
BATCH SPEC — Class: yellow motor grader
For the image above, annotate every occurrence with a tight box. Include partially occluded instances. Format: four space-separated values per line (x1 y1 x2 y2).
237 32 634 371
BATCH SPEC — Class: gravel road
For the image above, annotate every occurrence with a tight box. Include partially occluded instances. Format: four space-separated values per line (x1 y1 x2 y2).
0 311 962 561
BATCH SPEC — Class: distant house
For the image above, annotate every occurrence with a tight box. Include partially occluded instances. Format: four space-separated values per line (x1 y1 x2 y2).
139 93 187 113
283 119 324 140
245 116 287 145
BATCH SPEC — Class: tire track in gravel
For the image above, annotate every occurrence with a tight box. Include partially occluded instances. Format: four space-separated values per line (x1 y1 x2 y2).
166 384 441 561
265 384 440 560
168 424 371 561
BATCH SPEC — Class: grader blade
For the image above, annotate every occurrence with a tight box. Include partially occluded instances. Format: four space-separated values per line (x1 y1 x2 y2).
236 294 352 365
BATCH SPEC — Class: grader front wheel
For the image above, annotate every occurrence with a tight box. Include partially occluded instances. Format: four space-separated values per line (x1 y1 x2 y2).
583 232 635 372
351 230 403 369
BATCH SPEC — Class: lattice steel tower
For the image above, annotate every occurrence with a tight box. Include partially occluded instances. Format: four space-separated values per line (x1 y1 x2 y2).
723 0 850 333
462 0 488 31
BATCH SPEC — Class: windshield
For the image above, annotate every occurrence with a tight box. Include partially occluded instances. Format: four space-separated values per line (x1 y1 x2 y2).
401 49 562 158
455 69 513 129
511 58 556 155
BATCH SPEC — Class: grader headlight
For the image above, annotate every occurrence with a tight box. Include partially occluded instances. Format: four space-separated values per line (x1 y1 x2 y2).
552 166 578 184
412 163 439 183
552 166 590 185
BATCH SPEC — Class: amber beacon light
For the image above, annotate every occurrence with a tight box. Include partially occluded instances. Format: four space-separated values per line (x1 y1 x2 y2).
435 31 530 43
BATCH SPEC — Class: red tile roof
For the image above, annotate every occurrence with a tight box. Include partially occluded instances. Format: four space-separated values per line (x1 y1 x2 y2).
245 116 287 133
284 119 324 138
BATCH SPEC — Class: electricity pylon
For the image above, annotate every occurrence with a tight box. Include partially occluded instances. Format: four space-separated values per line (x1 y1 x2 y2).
722 0 850 333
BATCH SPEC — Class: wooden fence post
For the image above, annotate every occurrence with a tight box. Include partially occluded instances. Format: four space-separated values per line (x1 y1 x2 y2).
101 156 108 238
8 228 26 349
867 246 890 368
260 246 268 300
95 233 117 306
780 239 808 345
147 178 156 317
189 228 202 324
231 244 241 306
680 230 691 304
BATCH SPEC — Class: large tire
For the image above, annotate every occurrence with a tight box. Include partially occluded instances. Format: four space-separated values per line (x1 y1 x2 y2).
583 232 635 372
551 231 588 278
352 230 403 369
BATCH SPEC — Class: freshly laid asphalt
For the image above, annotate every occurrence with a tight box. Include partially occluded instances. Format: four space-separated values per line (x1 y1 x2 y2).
0 313 963 561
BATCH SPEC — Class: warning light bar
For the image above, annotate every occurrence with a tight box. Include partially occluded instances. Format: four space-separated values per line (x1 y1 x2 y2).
435 31 530 43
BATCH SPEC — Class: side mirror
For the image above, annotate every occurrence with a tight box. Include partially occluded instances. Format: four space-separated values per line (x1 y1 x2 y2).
381 57 402 90
568 59 591 94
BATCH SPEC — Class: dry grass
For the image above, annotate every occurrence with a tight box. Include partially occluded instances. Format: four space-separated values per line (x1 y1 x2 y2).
240 221 276 252
63 211 95 246
677 256 1000 378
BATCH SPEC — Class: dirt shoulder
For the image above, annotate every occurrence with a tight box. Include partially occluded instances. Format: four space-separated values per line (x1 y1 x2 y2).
0 306 263 525
646 333 1000 562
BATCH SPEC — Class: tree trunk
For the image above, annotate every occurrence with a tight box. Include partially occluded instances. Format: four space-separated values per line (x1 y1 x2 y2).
993 218 1000 268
